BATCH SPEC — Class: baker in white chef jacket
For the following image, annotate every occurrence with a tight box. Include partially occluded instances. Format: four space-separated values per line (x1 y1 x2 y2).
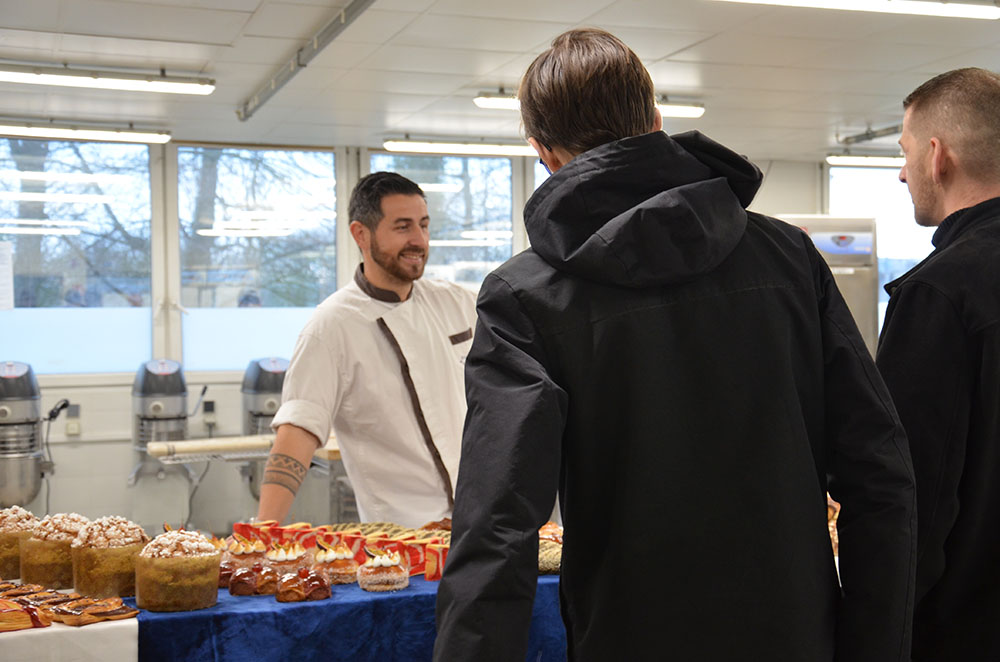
257 172 478 529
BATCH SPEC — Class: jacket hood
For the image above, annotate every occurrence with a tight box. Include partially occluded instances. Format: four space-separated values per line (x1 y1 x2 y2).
524 130 762 287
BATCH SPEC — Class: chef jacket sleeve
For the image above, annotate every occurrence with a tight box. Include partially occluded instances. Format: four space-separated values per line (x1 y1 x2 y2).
271 326 345 447
809 247 917 662
876 281 971 605
434 273 567 662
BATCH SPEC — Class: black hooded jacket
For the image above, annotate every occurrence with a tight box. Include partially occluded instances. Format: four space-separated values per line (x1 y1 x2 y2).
876 197 1000 661
434 131 916 662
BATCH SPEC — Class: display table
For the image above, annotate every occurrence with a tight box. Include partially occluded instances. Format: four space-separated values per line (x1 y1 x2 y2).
4 617 138 662
128 575 565 662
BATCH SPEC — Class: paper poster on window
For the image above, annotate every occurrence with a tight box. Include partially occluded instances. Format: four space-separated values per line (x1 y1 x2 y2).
0 242 12 311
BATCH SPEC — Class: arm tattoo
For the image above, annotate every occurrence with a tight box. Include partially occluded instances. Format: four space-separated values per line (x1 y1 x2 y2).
262 453 308 496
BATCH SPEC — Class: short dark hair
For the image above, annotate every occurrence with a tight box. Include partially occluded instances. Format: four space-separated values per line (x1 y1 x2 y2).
348 172 425 231
904 67 1000 180
518 28 658 156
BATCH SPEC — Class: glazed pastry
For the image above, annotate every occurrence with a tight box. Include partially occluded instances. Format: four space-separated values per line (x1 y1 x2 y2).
21 513 90 589
0 583 45 598
71 516 149 598
255 564 279 595
0 598 50 632
419 517 452 532
275 572 306 603
228 567 257 596
135 530 221 612
48 596 139 627
538 522 563 545
218 560 235 588
357 548 408 593
303 570 330 601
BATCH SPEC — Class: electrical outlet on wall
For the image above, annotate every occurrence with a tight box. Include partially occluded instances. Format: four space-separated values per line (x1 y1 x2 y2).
65 403 82 436
203 400 217 427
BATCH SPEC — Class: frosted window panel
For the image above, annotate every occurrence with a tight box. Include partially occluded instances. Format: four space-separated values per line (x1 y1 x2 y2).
369 153 513 292
0 139 152 374
828 166 935 329
180 307 314 371
177 147 336 371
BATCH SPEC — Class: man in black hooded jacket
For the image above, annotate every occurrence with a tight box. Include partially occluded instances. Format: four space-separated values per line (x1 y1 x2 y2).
434 28 916 662
877 68 1000 661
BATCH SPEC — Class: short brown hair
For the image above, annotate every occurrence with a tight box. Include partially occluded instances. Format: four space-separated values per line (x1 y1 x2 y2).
348 171 425 231
904 67 1000 180
518 28 658 156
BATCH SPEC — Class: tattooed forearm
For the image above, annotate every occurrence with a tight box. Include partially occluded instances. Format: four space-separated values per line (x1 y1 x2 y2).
262 453 308 496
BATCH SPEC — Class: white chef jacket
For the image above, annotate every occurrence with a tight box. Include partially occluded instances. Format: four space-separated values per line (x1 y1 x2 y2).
271 265 478 528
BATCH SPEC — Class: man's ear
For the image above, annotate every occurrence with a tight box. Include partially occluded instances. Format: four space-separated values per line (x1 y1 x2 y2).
349 220 368 251
529 137 568 173
928 137 949 186
652 111 663 133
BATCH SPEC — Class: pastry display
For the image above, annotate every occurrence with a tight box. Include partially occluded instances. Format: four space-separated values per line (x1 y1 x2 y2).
135 530 221 612
20 513 90 589
0 583 44 598
419 517 452 531
313 541 359 585
0 506 38 579
276 568 330 602
47 596 139 627
255 564 279 595
71 516 150 598
424 543 450 581
538 539 562 575
276 571 306 603
357 547 408 593
223 535 268 569
228 567 257 596
265 541 310 574
539 522 563 545
0 598 50 633
218 560 236 588
827 494 841 557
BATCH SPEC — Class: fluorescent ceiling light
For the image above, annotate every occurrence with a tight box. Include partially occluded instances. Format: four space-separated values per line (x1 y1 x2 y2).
826 154 905 167
708 0 1000 19
0 225 81 236
0 191 112 203
657 102 705 119
0 170 132 185
0 122 171 144
473 92 706 118
384 140 537 157
419 182 465 193
0 218 91 227
473 93 520 111
0 64 215 94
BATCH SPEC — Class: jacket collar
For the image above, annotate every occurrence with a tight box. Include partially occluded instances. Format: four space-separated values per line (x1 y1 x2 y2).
884 196 1000 295
354 263 402 303
932 196 1000 250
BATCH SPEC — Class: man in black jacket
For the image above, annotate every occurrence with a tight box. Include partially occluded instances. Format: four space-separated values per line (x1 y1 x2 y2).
877 67 1000 661
435 28 916 662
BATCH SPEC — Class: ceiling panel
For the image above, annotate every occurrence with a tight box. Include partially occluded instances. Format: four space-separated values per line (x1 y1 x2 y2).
333 69 470 95
669 32 848 68
58 1 250 45
357 45 519 77
214 36 300 64
587 0 770 32
241 2 343 39
601 27 714 61
427 0 615 23
390 15 571 52
333 9 420 44
0 0 60 31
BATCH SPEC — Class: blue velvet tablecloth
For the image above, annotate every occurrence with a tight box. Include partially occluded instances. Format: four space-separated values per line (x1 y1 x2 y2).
125 575 565 662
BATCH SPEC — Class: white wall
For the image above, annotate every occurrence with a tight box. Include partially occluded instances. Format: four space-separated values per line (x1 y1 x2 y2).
749 160 824 218
16 158 825 534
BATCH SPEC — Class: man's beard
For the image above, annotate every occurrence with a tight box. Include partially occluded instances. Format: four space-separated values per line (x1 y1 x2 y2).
370 234 426 282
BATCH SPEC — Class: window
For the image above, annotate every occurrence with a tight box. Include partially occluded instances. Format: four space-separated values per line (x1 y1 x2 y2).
0 138 152 373
534 159 550 190
369 153 513 291
177 146 336 371
828 166 935 329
